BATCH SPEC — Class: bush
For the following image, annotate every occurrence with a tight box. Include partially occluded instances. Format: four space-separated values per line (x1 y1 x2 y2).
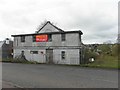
11 58 28 63
11 58 38 64
84 48 98 64
112 44 119 57
97 44 111 53
2 58 13 62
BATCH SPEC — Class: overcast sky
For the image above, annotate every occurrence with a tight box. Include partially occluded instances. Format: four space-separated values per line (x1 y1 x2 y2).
0 0 119 44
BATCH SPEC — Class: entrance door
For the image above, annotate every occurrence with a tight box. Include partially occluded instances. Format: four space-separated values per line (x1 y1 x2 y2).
46 49 53 64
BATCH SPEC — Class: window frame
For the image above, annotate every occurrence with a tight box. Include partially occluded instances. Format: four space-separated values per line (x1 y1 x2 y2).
61 51 65 60
21 36 25 42
48 34 52 42
32 35 36 42
61 33 66 41
30 51 38 54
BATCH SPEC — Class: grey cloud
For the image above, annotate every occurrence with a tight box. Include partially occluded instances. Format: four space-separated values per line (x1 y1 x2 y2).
1 11 35 29
0 0 118 44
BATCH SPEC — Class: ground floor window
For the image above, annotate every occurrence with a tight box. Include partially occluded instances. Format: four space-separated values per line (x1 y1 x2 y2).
61 51 65 60
30 51 38 54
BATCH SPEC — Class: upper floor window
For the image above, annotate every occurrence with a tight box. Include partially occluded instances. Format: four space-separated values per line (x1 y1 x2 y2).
21 36 25 42
79 34 81 41
16 38 18 46
48 34 52 42
32 35 36 42
61 33 66 41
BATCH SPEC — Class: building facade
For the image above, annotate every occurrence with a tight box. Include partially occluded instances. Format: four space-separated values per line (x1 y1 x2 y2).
12 21 84 65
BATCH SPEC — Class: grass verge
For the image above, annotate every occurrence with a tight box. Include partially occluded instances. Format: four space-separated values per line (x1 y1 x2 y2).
83 55 119 69
1 55 119 69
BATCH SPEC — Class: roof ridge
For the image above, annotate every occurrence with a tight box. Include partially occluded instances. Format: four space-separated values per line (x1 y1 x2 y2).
36 21 64 33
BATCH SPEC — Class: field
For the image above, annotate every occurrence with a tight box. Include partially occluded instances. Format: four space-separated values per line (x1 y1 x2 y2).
85 55 119 69
81 44 119 69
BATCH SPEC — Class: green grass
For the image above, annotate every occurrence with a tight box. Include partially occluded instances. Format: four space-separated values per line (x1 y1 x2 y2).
1 58 39 64
2 58 12 62
84 55 119 69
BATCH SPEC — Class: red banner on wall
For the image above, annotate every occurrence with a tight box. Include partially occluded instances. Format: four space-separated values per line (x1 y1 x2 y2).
36 35 48 42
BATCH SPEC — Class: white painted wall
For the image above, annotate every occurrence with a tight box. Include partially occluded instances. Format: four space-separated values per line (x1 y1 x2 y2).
53 49 80 65
14 49 46 63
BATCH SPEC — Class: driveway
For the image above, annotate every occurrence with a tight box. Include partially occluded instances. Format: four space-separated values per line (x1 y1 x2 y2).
2 63 118 88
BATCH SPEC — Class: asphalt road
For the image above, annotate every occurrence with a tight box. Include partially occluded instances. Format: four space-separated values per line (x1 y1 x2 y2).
2 63 118 88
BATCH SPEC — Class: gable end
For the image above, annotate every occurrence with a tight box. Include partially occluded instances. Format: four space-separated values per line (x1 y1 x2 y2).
36 21 64 33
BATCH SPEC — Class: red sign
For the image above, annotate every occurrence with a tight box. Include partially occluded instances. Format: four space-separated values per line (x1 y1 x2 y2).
36 35 48 42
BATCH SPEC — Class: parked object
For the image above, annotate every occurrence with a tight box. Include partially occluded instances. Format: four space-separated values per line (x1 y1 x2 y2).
89 58 95 62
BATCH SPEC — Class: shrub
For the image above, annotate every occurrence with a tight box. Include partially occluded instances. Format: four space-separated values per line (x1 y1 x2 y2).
112 44 119 57
84 48 98 64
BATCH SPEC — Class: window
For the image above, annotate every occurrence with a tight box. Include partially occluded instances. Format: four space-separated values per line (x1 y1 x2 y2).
61 34 66 41
21 36 25 42
30 51 38 54
48 34 52 42
32 35 36 42
16 38 18 46
61 51 65 60
79 34 81 41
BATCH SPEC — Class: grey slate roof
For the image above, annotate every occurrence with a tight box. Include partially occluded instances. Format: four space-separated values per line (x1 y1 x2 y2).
11 21 83 37
11 30 83 37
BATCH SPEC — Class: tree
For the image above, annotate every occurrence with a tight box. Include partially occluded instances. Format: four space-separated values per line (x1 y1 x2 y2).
36 20 48 31
97 44 111 54
35 20 57 33
84 48 98 64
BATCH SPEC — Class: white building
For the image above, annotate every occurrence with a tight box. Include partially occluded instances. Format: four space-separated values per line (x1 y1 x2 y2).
12 21 84 65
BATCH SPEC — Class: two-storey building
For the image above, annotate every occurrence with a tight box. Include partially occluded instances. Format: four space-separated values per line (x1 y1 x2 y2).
12 21 84 65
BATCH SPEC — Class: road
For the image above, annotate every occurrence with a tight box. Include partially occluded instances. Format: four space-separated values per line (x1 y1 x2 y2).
2 63 118 88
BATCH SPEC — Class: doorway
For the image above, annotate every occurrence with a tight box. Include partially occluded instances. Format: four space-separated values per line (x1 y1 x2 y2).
46 49 53 64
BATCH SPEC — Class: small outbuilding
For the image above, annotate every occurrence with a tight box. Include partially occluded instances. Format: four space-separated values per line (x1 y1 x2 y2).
0 38 13 61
